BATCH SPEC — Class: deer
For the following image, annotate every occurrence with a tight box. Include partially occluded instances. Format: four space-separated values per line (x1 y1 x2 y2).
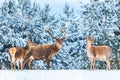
8 39 37 70
86 37 112 70
22 28 66 70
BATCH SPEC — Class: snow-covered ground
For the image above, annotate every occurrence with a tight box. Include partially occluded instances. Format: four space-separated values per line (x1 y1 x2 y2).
0 70 119 80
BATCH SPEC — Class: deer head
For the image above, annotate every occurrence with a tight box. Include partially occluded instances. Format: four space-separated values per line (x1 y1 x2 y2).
45 27 66 49
25 39 37 49
86 37 94 47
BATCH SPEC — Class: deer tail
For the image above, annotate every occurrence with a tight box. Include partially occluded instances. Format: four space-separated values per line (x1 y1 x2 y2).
9 48 17 54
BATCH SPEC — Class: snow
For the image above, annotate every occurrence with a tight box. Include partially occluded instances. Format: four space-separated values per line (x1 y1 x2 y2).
0 70 119 80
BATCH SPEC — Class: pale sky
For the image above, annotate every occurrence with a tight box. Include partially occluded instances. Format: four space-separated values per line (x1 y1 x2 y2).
0 0 97 14
31 0 90 14
0 0 90 6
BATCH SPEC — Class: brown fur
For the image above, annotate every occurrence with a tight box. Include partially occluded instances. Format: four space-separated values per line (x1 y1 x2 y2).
86 37 112 70
8 39 37 70
22 29 66 70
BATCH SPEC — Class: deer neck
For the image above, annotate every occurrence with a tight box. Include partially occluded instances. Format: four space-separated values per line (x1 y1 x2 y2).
50 43 59 52
23 46 30 53
55 42 63 49
86 43 92 49
86 43 96 58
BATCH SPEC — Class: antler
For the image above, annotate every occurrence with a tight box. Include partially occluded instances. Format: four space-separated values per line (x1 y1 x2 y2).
45 27 57 39
60 29 66 38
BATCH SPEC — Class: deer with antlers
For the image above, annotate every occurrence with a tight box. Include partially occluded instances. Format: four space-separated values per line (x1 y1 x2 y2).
86 37 112 70
8 39 37 70
22 28 66 70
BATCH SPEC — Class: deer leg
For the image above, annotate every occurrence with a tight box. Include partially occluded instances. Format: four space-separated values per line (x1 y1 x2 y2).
106 59 110 70
19 59 24 70
28 59 32 70
22 54 32 70
20 62 23 70
90 58 94 71
18 61 21 70
90 59 93 70
22 61 25 70
92 59 95 70
22 59 29 70
10 57 13 70
10 62 13 70
46 59 50 70
14 58 17 70
108 61 110 70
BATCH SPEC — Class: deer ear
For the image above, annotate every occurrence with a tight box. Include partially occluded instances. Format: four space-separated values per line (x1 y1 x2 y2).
27 39 32 44
27 39 30 42
90 36 94 40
